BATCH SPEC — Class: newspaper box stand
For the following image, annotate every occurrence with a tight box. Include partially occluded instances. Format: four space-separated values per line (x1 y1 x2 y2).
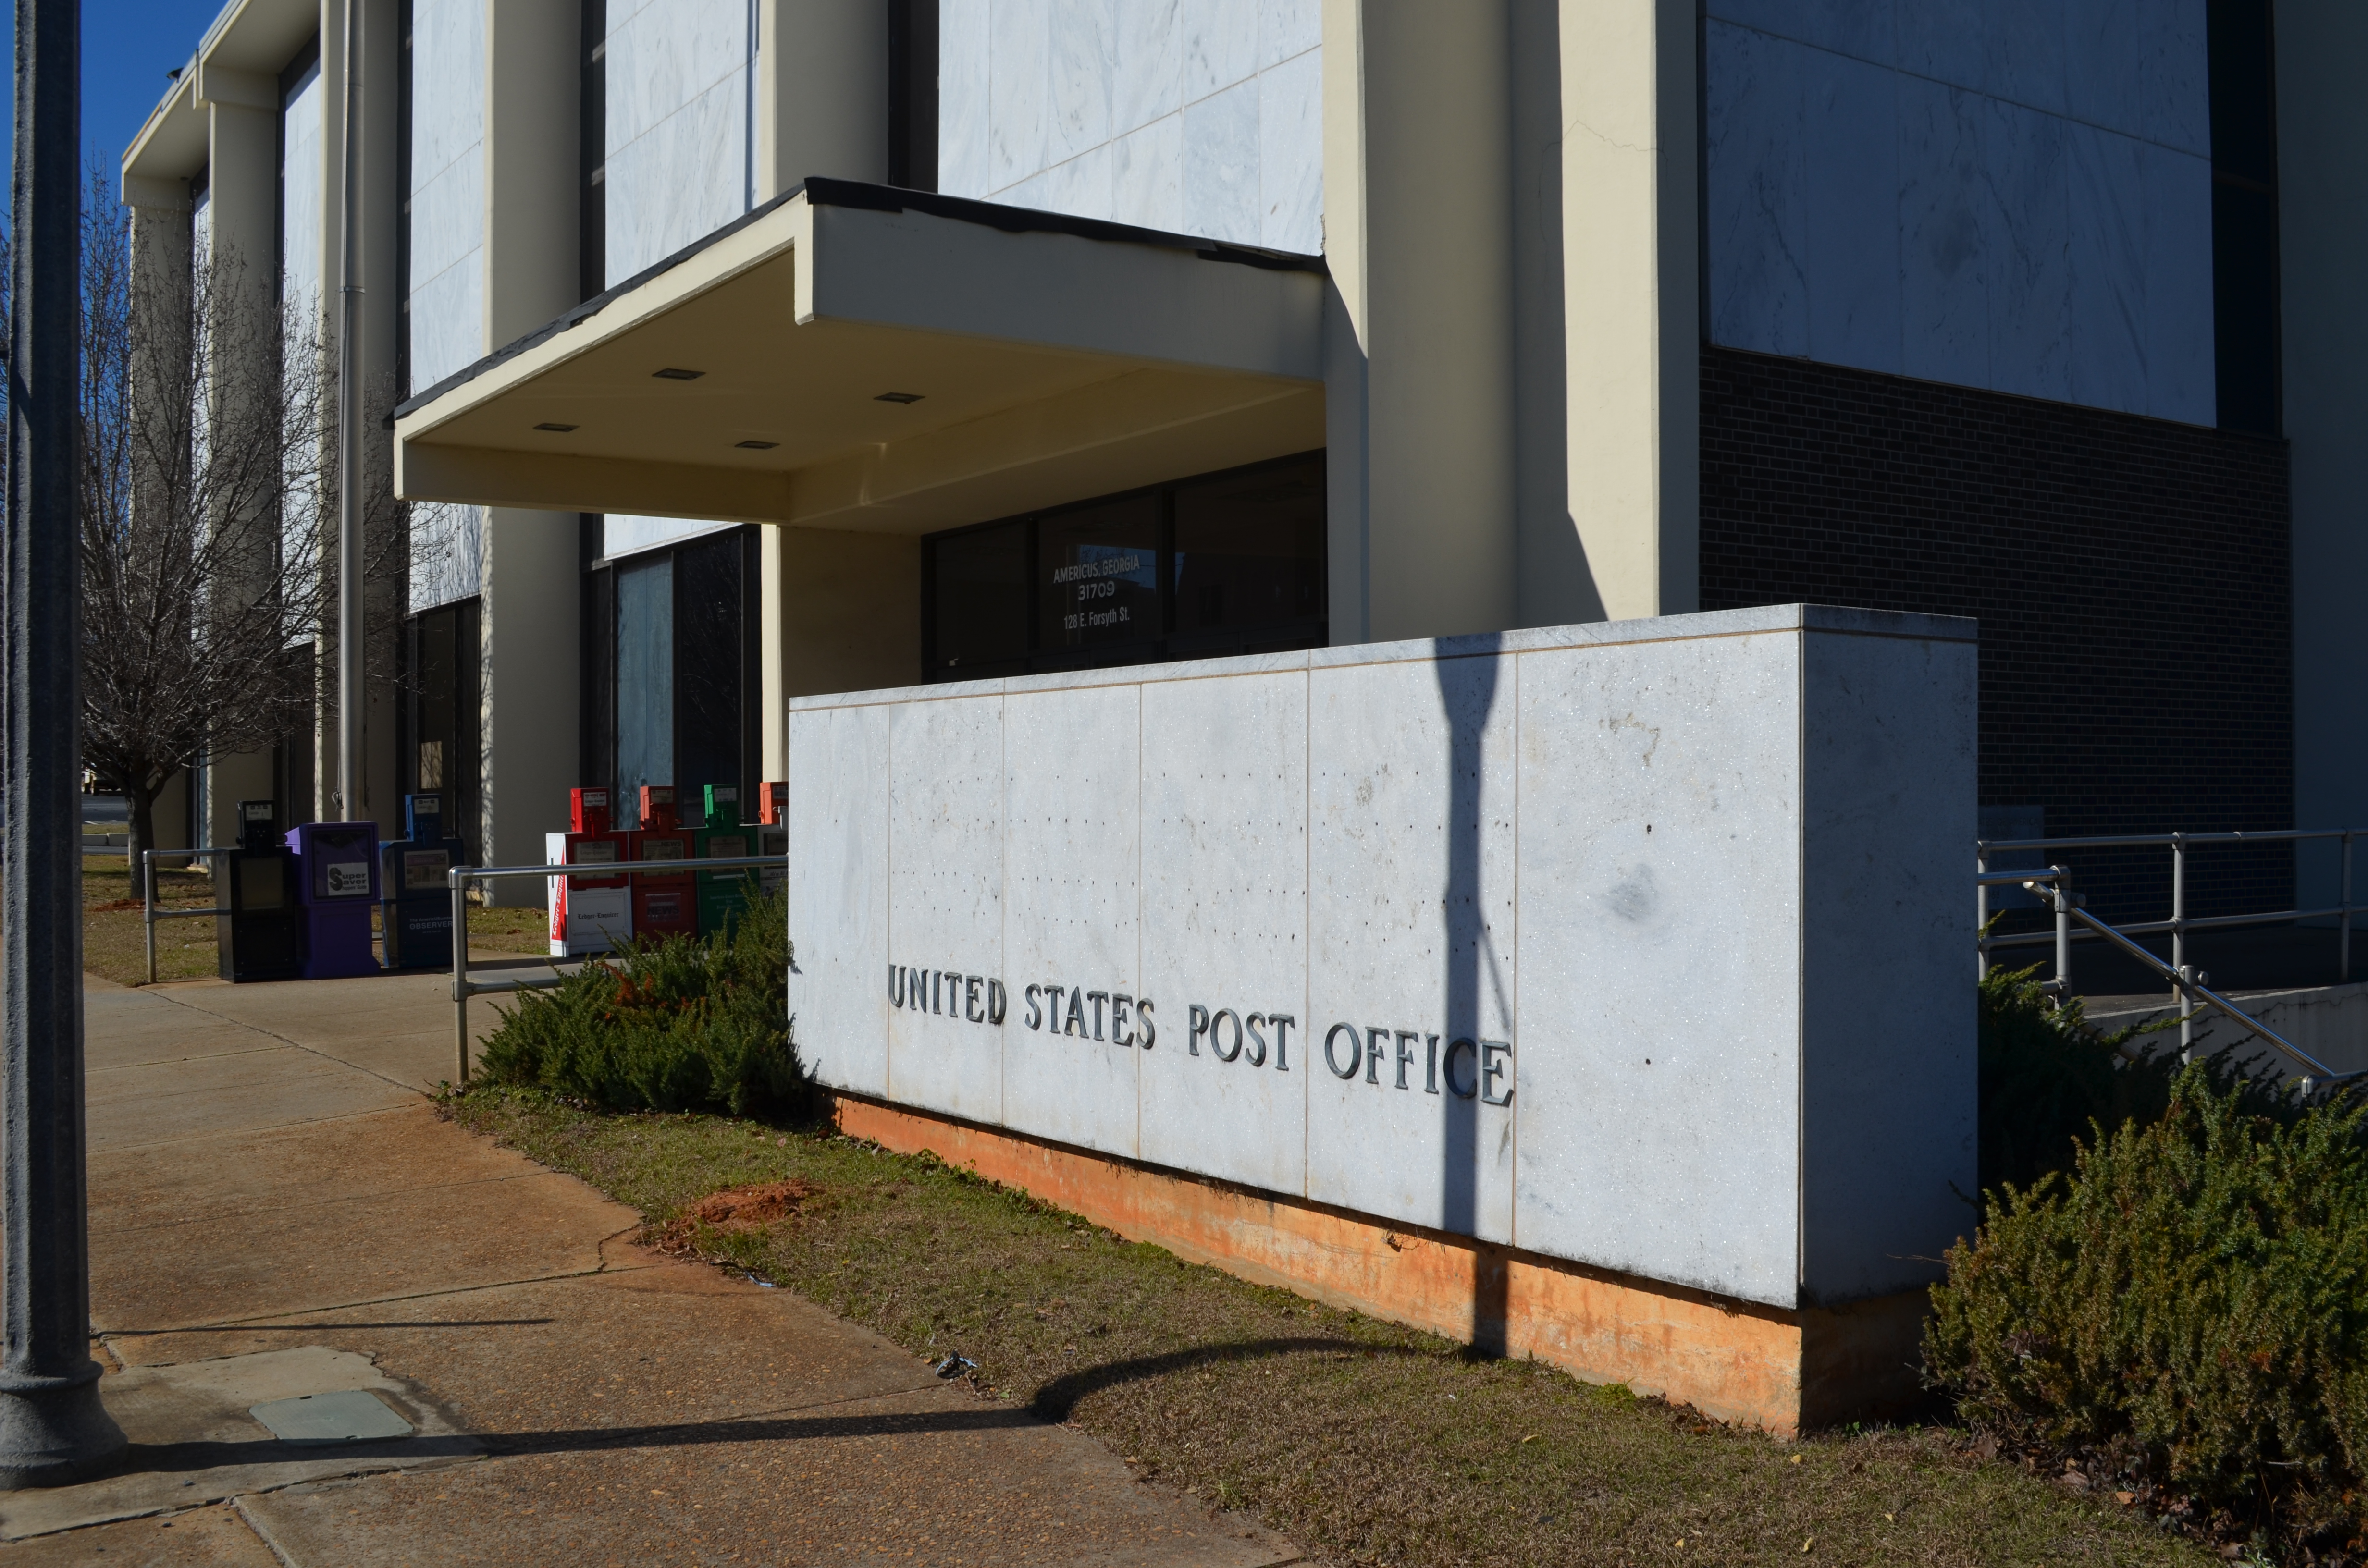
286 820 381 979
381 794 466 970
629 826 700 940
693 784 755 934
548 832 631 957
216 799 303 982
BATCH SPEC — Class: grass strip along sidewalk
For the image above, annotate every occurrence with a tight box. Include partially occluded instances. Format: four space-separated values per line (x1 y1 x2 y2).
447 1090 2215 1567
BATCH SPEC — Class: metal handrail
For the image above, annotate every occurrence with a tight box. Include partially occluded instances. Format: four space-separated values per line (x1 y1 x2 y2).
141 847 235 985
446 854 786 1085
1978 827 2365 991
2008 867 2362 1091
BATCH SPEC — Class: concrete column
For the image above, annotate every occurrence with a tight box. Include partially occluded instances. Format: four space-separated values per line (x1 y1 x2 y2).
753 0 888 200
193 68 283 846
477 0 583 904
1535 0 1699 625
2281 0 2368 893
1320 0 1517 646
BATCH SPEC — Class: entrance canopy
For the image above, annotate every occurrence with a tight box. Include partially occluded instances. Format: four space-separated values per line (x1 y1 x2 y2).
393 179 1327 532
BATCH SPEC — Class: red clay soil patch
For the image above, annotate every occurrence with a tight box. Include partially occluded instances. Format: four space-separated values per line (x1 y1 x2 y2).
644 1179 819 1257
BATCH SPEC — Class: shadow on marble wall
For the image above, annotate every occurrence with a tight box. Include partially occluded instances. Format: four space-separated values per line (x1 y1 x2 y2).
1439 636 1510 1353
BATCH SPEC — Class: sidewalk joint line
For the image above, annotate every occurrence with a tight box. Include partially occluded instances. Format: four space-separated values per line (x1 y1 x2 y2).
99 1262 666 1338
139 988 455 1098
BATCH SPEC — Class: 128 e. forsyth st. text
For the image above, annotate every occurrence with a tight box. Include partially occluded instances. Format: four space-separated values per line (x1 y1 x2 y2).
886 965 1513 1104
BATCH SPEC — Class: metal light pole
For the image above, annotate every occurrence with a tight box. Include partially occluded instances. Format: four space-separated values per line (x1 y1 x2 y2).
0 0 130 1487
335 0 366 817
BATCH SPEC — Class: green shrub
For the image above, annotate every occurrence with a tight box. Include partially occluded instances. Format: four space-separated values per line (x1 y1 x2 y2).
1930 1067 2368 1543
1977 962 2291 1193
473 883 803 1117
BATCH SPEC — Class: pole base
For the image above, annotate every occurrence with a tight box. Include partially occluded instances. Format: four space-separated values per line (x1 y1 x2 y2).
0 1366 129 1490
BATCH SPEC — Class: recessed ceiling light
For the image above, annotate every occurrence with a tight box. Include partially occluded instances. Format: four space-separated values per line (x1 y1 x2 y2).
735 439 778 450
874 391 924 404
534 422 578 432
653 367 705 380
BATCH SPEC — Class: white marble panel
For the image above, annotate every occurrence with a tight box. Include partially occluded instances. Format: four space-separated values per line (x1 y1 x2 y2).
2067 121 2146 416
1047 0 1113 163
788 704 894 1098
887 696 1007 1124
1182 0 1258 101
1986 0 2067 116
1512 633 1805 1307
1257 0 1319 70
2139 0 2209 158
1257 48 1321 254
1182 75 1260 245
408 154 485 297
1798 631 1976 1302
408 502 483 612
410 0 485 190
1983 96 2071 403
1803 45 1900 373
1113 0 1182 135
1111 115 1184 232
1894 0 1986 95
602 515 739 559
1306 652 1517 1243
1138 670 1309 1196
281 65 324 323
604 71 748 280
939 0 993 197
1898 77 1990 391
407 252 486 391
1001 684 1140 1157
605 0 750 153
987 0 1051 192
2140 142 2215 426
1705 21 1807 358
2062 0 2141 138
1001 143 1113 223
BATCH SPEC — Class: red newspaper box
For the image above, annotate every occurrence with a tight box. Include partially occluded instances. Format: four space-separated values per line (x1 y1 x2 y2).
570 786 614 835
757 781 787 825
547 826 630 957
628 827 698 939
637 784 679 833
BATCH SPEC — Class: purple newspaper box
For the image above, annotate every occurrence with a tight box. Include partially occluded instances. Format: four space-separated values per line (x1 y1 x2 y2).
285 821 380 979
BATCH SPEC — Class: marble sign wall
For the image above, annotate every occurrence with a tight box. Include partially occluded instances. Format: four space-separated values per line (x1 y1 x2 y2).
938 0 1325 255
1706 0 2216 426
787 605 1979 1311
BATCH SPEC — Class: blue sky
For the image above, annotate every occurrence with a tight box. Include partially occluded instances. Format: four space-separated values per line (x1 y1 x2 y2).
1 2 221 193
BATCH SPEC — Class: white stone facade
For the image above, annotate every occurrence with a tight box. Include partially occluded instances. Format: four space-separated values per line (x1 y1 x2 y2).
938 0 1324 254
788 604 1979 1309
1707 0 2216 425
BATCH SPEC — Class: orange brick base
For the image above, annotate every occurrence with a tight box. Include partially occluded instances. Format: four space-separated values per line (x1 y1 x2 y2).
832 1094 1929 1435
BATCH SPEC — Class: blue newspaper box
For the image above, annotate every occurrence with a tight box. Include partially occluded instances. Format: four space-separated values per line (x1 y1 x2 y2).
381 795 466 970
286 821 380 979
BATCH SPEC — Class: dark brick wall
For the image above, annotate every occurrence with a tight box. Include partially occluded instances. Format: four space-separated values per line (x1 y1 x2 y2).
1699 344 2293 923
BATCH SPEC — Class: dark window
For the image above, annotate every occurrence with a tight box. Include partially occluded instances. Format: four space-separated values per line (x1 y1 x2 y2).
581 0 607 300
675 531 749 805
888 0 939 191
923 452 1325 681
274 640 317 825
2208 0 2281 435
929 519 1030 677
401 599 483 858
581 560 616 798
396 0 413 396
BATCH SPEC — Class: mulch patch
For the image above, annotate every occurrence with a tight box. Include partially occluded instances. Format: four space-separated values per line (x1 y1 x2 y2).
642 1178 818 1257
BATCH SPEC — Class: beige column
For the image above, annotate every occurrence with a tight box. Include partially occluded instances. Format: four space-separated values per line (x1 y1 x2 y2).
753 0 888 200
193 66 284 845
477 0 583 903
1533 0 1699 625
1320 0 1518 645
124 179 197 851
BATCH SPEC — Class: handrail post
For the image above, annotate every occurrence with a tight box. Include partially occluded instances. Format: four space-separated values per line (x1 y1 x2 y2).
142 850 157 986
1975 844 1990 981
2343 831 2355 984
2052 864 2072 1004
452 871 469 1086
2170 833 2184 1005
2178 964 2196 1063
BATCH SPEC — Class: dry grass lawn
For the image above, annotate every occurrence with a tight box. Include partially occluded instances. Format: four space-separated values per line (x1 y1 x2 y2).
450 1090 2221 1568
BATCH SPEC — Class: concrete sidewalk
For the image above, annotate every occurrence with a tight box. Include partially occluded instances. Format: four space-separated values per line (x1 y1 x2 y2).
2 968 1301 1566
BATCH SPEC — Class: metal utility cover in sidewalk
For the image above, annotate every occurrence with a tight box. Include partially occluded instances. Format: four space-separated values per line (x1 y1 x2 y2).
249 1389 415 1444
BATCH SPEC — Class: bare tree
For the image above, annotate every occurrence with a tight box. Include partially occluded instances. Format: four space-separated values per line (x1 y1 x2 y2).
75 176 407 868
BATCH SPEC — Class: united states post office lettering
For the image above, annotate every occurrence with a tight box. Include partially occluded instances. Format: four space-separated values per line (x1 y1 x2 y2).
884 966 1512 1105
